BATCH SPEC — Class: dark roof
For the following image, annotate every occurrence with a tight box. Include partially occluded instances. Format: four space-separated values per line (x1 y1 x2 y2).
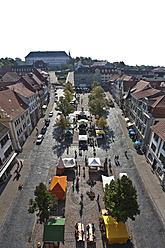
151 120 165 142
25 51 69 58
43 218 65 242
0 123 9 140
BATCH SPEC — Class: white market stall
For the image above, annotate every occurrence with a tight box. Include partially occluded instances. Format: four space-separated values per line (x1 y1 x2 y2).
102 175 115 189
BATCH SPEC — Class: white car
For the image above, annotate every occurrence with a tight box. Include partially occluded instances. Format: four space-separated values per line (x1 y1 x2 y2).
49 111 53 117
36 134 44 144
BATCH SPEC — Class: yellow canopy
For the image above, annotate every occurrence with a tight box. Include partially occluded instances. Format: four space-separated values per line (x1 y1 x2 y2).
96 130 105 135
102 215 129 244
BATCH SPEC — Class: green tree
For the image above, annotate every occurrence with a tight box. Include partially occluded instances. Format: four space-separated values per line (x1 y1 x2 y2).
96 116 107 129
92 81 101 90
64 89 73 103
104 176 140 223
89 86 106 101
55 96 74 117
28 182 58 224
89 98 108 117
55 114 70 138
65 81 75 94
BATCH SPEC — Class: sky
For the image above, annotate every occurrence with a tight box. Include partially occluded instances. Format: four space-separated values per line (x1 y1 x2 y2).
0 0 165 66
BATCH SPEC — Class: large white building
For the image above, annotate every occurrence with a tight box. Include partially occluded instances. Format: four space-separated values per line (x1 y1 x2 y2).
25 51 70 68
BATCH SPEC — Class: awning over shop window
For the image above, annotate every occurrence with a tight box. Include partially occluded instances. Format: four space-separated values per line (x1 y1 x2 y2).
0 152 17 178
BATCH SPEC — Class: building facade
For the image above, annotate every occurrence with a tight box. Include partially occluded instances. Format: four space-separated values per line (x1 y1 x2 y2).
0 123 17 183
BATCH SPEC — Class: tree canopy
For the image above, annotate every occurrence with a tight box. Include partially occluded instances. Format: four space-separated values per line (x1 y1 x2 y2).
55 96 74 117
64 81 75 94
96 116 107 129
88 86 109 117
64 89 73 103
92 81 101 89
55 114 70 138
28 182 58 224
103 176 140 223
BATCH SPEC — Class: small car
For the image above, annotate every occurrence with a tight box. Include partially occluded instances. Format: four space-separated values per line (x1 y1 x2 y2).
49 111 53 117
45 119 50 127
36 134 44 144
41 126 47 134
55 92 57 95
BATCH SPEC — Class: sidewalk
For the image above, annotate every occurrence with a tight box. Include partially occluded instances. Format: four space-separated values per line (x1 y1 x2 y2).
0 87 55 228
118 113 165 226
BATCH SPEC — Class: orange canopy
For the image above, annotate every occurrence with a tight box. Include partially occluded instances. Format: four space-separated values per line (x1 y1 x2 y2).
51 176 67 200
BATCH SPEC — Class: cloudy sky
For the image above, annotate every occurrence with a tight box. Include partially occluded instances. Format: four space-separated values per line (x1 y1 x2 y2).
0 0 165 66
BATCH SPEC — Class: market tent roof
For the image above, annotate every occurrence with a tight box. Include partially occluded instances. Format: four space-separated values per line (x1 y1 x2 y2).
43 218 65 242
102 175 114 188
125 117 130 123
88 157 101 167
79 121 87 126
96 130 105 135
42 104 47 109
50 176 67 200
79 135 88 141
78 119 88 123
127 122 135 127
64 130 73 135
57 157 65 169
102 215 129 244
63 158 75 168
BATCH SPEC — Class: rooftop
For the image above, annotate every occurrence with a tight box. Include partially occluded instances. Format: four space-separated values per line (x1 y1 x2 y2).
151 119 165 142
25 51 69 58
0 123 9 140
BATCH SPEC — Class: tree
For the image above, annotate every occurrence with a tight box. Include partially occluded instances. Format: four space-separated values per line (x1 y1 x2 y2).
64 89 73 103
104 176 140 223
55 114 70 138
92 81 101 89
96 116 107 129
89 86 106 101
64 81 75 94
28 182 58 224
55 96 74 117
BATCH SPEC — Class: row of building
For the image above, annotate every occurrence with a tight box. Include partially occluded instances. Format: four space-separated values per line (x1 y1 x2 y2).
0 68 50 183
73 61 165 186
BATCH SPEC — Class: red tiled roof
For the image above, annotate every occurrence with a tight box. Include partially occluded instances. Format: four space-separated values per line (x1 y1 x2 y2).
0 89 28 120
7 83 34 98
131 80 151 93
1 72 20 82
151 120 165 141
132 88 161 99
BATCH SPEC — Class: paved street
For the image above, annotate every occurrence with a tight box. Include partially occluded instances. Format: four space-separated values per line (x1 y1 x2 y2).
0 80 165 248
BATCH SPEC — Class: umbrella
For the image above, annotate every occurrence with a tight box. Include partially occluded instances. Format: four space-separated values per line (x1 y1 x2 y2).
130 131 135 135
135 141 141 145
129 129 134 132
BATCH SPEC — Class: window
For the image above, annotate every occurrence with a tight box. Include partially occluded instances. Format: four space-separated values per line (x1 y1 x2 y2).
21 114 24 120
159 154 165 166
148 153 153 162
4 145 12 158
154 133 159 142
23 123 26 129
151 143 156 153
26 111 28 116
0 134 9 147
162 142 165 151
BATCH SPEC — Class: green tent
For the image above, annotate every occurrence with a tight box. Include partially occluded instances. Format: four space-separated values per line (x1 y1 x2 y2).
79 121 87 126
43 218 65 242
64 130 73 136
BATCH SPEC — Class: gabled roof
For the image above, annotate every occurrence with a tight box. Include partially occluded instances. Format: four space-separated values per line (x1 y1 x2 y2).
50 176 67 192
0 89 29 120
151 95 165 108
109 74 120 82
131 80 151 93
1 72 20 82
132 88 161 100
151 120 165 141
25 51 68 58
0 123 9 140
7 83 34 98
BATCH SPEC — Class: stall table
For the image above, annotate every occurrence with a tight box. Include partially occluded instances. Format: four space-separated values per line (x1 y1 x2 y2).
77 223 85 242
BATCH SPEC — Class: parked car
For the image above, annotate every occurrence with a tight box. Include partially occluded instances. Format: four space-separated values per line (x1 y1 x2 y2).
41 126 47 134
55 92 57 95
49 111 53 117
36 134 44 144
45 119 50 127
